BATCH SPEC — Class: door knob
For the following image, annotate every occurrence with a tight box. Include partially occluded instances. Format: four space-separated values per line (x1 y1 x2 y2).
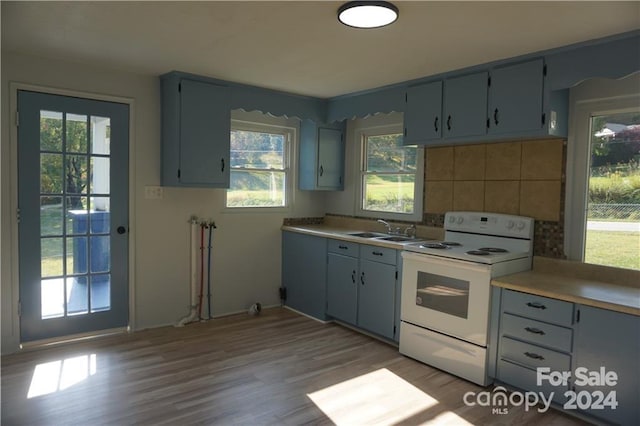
117 226 127 235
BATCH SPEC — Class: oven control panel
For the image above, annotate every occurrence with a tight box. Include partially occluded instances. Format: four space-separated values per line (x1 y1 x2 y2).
445 211 534 239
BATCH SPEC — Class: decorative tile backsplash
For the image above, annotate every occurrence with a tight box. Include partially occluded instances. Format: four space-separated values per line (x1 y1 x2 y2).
423 138 568 258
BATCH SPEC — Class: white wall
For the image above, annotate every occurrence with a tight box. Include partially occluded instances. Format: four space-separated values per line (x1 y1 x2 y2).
1 51 325 354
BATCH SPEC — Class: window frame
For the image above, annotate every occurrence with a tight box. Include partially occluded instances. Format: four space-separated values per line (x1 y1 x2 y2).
224 119 295 211
355 123 424 222
565 76 640 263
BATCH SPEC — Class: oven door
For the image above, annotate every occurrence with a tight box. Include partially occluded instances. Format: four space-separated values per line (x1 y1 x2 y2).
401 251 491 346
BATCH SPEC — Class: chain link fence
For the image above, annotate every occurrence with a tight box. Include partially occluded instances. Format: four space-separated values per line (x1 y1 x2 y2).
587 203 640 220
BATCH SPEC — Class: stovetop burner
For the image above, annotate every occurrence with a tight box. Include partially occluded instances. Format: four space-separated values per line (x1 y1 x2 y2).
421 243 451 249
467 250 491 256
420 241 463 250
478 247 508 253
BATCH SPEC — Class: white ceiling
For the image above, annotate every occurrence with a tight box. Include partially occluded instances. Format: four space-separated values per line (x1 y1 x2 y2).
2 1 639 98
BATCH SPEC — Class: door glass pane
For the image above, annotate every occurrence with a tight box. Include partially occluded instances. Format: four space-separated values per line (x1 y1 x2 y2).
585 112 640 270
65 155 88 196
67 276 88 315
66 237 87 275
90 157 110 194
90 116 110 155
415 271 469 319
67 197 88 235
66 114 88 154
89 201 110 234
41 278 65 319
41 237 63 277
41 196 63 237
40 110 63 152
90 236 110 273
40 153 63 194
91 274 111 312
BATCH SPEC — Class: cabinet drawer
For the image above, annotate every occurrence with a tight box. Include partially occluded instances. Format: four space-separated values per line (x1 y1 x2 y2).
327 239 359 256
500 336 571 372
497 359 567 405
502 290 574 326
501 313 572 352
360 245 397 265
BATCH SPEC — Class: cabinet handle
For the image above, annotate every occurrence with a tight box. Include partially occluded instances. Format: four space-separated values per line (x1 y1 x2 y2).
319 165 324 177
494 108 499 126
524 327 545 335
360 271 365 285
372 251 384 256
351 270 356 284
221 158 225 172
433 116 439 132
338 245 348 250
447 115 452 131
526 302 547 310
524 352 545 360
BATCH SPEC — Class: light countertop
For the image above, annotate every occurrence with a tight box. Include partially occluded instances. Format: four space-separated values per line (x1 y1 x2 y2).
492 257 640 316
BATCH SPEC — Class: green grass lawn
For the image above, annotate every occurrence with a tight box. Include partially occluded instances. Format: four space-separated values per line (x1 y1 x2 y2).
584 230 640 270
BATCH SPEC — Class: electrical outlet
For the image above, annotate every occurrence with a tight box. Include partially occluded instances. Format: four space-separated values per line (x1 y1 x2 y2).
145 185 164 199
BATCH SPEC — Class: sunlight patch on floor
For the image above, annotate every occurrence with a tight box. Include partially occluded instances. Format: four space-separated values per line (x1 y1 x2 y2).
27 354 97 398
307 367 445 425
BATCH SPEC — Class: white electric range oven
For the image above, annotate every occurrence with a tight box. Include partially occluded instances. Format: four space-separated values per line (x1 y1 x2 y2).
399 211 534 385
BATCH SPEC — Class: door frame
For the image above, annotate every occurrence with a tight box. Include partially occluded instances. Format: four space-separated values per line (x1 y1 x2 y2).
8 82 137 348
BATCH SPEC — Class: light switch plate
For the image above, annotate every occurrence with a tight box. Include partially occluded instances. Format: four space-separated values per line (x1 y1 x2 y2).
145 185 163 199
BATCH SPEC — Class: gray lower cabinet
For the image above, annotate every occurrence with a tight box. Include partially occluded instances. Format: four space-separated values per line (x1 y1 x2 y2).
496 289 574 405
326 240 398 341
281 231 327 320
573 305 640 426
493 288 639 425
327 240 359 325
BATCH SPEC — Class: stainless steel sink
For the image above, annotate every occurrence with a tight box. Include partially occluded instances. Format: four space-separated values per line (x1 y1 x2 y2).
377 236 415 242
348 232 387 238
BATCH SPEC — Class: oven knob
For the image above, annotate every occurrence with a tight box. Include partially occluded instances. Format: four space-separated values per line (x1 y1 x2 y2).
506 220 515 229
448 215 456 224
517 221 526 230
456 217 464 225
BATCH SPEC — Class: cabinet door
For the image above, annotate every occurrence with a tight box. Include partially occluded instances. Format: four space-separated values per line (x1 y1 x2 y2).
443 72 488 139
281 231 327 320
573 305 640 425
404 81 442 145
358 259 396 339
327 253 358 325
317 127 344 189
179 79 230 186
488 59 544 135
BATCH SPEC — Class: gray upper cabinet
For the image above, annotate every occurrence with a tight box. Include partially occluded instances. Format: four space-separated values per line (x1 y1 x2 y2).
443 71 489 139
161 75 231 187
403 81 442 145
299 119 345 191
488 59 545 136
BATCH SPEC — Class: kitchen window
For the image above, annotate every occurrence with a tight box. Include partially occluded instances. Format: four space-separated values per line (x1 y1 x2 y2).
358 125 422 220
226 121 293 208
566 75 640 270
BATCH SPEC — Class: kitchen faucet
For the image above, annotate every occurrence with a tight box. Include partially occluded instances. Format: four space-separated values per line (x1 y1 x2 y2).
377 219 393 234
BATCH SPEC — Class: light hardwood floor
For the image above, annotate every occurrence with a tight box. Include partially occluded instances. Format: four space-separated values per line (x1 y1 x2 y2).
2 308 587 425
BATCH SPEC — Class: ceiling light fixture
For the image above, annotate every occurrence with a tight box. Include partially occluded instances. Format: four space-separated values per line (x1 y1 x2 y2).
338 1 399 29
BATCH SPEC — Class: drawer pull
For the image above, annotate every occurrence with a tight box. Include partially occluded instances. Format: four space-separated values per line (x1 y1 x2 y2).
526 302 547 310
524 327 546 335
524 352 545 360
338 245 348 250
372 251 384 256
